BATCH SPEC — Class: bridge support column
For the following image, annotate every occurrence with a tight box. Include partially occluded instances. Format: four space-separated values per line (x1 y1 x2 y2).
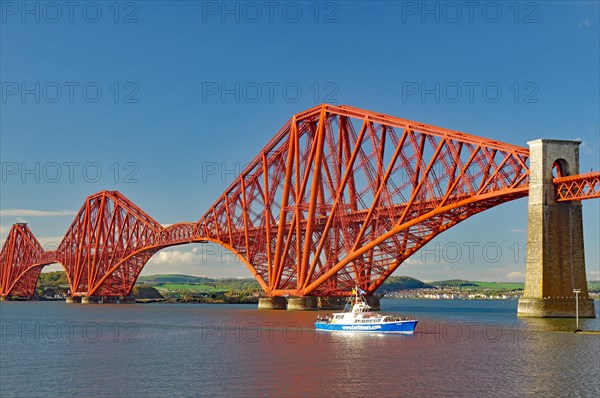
518 139 595 318
282 296 381 310
101 295 136 304
257 297 287 310
364 296 381 310
119 295 136 304
286 296 318 310
81 296 100 304
65 296 82 304
317 297 347 310
283 296 381 310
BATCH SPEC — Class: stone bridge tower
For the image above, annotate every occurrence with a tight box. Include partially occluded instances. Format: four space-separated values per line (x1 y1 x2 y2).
517 139 595 317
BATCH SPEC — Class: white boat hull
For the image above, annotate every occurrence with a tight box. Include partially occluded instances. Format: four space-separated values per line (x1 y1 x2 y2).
314 320 418 334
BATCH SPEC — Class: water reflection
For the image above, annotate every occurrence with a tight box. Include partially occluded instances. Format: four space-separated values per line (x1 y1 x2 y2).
1 300 598 397
518 316 600 333
511 319 600 397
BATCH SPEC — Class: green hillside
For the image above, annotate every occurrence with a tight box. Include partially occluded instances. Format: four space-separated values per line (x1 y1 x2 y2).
136 274 261 294
137 274 214 284
433 279 478 287
132 285 164 299
35 271 599 296
433 280 524 290
378 276 432 292
36 271 70 296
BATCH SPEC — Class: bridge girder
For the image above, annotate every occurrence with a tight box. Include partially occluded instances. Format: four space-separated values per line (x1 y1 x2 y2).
2 105 598 298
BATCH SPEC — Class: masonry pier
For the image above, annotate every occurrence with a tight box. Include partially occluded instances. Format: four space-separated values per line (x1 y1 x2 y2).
258 295 380 310
257 296 287 310
67 295 136 304
286 296 319 310
81 296 101 304
517 139 595 318
317 296 347 310
65 296 82 303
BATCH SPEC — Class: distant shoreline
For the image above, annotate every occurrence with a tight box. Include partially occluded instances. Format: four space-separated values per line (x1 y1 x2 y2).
35 272 600 302
8 297 599 304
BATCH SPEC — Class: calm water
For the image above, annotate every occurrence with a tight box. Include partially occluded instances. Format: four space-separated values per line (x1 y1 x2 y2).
1 299 599 397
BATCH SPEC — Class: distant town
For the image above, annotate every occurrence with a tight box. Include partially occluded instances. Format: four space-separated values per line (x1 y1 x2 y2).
35 272 600 302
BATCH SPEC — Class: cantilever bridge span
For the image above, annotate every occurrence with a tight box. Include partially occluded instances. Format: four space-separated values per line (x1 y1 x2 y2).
1 105 599 302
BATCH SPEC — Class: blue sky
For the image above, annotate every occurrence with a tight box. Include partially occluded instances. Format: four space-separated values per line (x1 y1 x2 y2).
1 1 598 282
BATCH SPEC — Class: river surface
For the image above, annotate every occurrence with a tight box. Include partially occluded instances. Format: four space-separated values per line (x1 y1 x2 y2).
1 299 599 397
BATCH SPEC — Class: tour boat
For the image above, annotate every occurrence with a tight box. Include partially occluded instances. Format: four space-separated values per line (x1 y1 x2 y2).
314 288 418 334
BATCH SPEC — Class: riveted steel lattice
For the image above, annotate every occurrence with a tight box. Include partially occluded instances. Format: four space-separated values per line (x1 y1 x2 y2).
2 105 598 299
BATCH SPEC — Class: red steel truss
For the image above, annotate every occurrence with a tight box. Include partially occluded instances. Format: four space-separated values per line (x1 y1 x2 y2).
1 104 598 299
56 191 164 297
0 223 45 297
0 192 200 298
554 172 600 201
196 104 531 296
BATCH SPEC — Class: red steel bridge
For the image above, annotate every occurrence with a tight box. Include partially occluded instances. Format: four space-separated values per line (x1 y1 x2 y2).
2 104 599 299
